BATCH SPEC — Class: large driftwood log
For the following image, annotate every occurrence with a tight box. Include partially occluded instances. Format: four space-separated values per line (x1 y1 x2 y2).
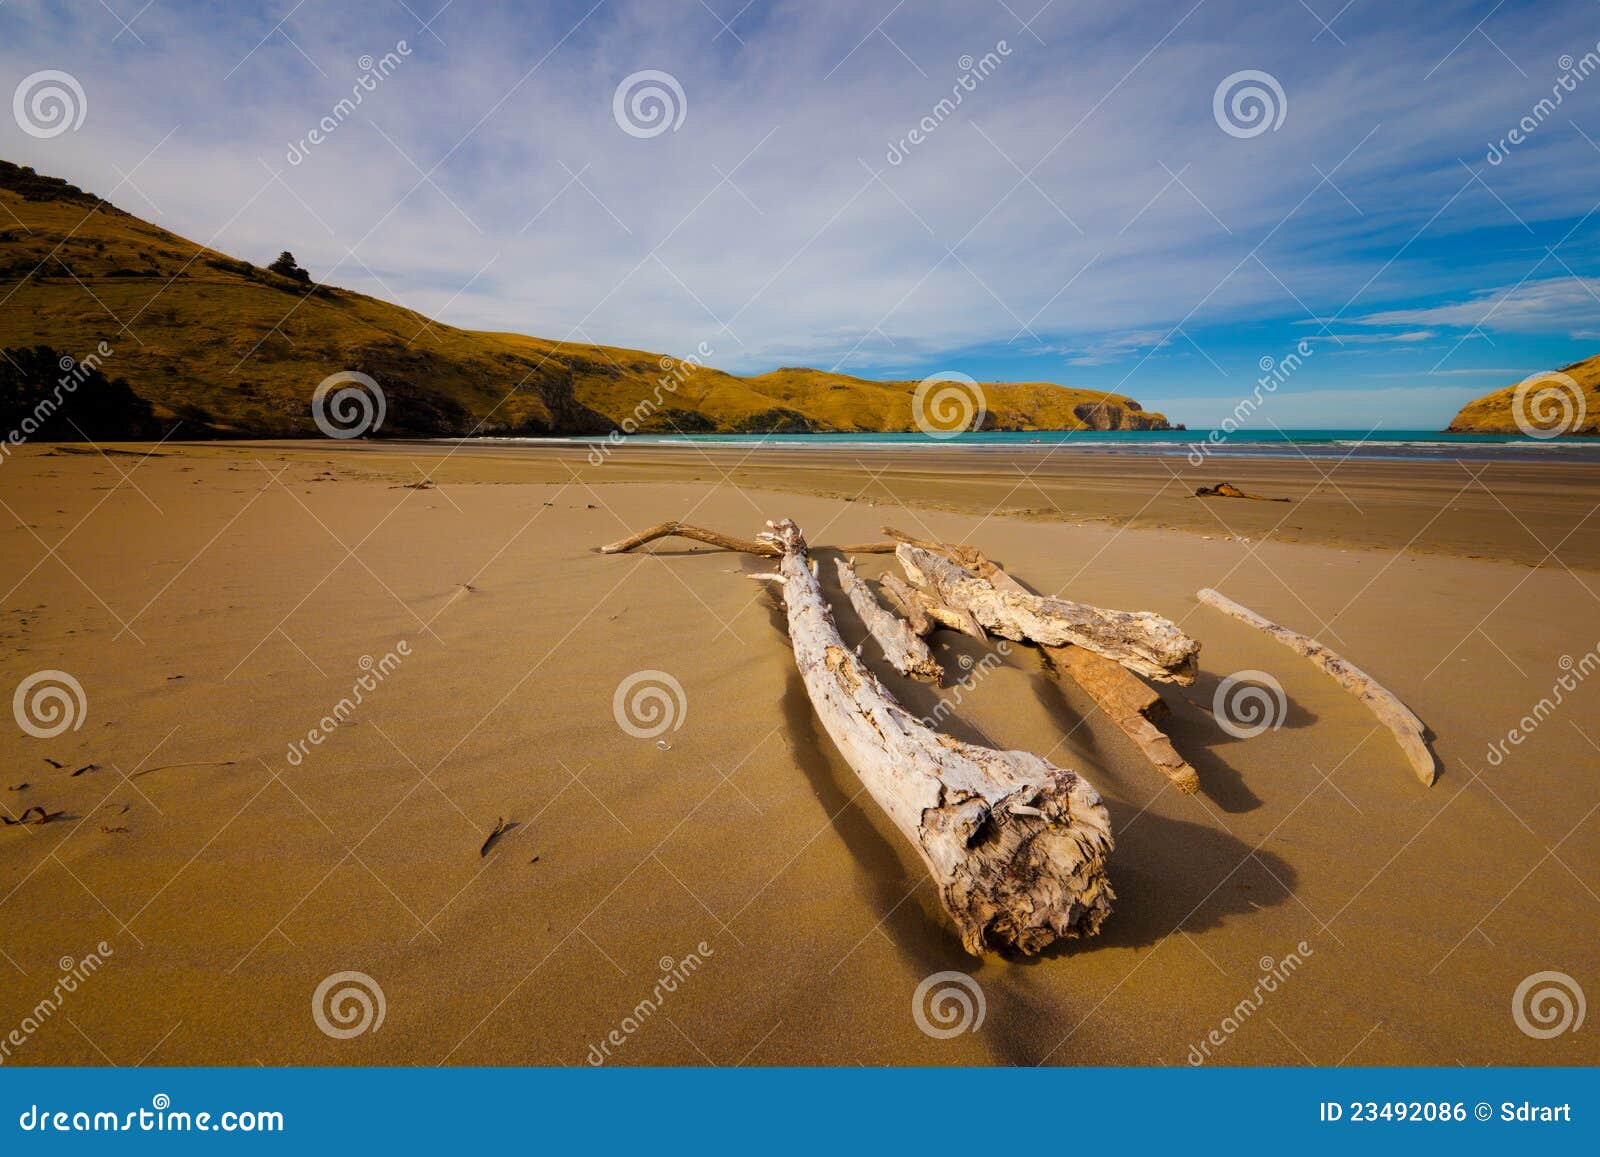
834 558 943 682
759 519 1114 955
897 545 1201 685
1196 587 1436 786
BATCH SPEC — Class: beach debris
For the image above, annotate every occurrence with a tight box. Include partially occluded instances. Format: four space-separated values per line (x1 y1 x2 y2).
69 763 99 777
896 544 1201 684
43 757 64 768
755 517 1114 955
130 759 238 779
597 520 901 558
1047 644 1199 794
600 520 780 556
3 806 65 826
7 783 28 791
100 825 130 834
877 570 986 640
480 816 512 857
833 558 943 682
875 572 933 636
655 739 672 750
1196 587 1437 786
878 527 1200 794
1194 482 1290 502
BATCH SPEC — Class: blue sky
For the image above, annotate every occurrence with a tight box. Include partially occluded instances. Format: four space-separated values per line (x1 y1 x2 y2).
4 0 1600 427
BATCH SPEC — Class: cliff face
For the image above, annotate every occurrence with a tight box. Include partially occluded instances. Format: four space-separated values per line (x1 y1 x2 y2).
1446 354 1600 435
0 160 1170 437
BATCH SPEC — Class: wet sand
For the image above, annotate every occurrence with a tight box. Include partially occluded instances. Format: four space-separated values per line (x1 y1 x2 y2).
1 440 1597 1066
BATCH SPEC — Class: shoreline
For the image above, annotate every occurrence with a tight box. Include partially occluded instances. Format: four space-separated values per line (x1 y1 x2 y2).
64 440 1600 571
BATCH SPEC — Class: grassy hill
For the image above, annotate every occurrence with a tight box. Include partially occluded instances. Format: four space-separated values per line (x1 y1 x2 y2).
1446 354 1600 435
0 160 1172 438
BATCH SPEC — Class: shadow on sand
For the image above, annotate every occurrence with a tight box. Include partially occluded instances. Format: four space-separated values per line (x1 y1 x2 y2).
751 559 1300 1063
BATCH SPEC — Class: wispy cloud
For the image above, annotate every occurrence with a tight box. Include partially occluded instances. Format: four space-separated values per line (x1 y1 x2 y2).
1345 278 1600 335
2 0 1598 428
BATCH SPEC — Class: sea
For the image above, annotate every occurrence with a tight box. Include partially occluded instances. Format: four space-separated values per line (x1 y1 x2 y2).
531 429 1600 464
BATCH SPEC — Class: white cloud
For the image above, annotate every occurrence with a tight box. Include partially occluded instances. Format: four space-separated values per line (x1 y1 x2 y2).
1347 278 1600 335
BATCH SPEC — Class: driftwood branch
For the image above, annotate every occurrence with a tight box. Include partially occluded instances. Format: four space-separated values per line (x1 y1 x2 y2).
1046 645 1199 794
877 527 1200 791
897 545 1201 685
597 520 898 558
834 558 943 682
597 521 780 556
877 572 933 636
761 519 1114 955
1196 587 1436 786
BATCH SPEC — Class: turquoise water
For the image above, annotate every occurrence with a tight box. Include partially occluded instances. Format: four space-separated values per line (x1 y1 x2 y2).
535 428 1600 463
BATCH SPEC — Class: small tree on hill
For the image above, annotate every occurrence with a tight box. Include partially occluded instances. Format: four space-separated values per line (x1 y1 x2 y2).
267 250 311 283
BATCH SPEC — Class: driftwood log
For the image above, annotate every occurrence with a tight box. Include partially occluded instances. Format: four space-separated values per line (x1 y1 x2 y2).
897 545 1201 684
1196 587 1436 786
758 519 1114 954
834 558 942 682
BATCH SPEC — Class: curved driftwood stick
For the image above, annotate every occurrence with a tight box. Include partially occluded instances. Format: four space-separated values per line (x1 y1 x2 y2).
597 520 898 558
598 520 780 556
760 518 1114 955
834 558 943 682
898 545 1201 685
1196 587 1436 786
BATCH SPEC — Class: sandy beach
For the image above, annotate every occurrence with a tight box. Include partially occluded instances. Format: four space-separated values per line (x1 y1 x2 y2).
1 439 1597 1067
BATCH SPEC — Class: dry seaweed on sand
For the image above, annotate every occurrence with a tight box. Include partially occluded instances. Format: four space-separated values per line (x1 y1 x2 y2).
480 816 513 857
1193 482 1290 502
4 806 65 826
